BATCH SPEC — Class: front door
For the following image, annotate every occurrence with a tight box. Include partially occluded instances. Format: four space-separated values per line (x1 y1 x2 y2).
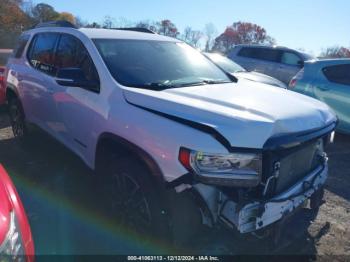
51 33 101 157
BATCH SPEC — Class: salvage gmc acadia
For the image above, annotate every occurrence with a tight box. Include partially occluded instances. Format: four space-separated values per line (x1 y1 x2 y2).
5 21 337 246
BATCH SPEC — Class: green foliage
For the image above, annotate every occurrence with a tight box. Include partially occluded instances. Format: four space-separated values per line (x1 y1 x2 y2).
32 3 59 23
0 1 80 48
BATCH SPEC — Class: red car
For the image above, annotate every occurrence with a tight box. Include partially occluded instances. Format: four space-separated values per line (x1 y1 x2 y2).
0 165 34 261
0 66 5 104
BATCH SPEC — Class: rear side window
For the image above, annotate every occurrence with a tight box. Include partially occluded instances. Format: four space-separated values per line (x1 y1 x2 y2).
55 34 99 83
238 47 280 62
322 64 350 86
281 52 302 66
13 34 30 58
27 33 59 75
255 48 281 62
238 47 257 58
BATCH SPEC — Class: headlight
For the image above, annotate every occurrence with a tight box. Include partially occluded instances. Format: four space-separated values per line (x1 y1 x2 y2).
179 147 262 187
0 211 25 261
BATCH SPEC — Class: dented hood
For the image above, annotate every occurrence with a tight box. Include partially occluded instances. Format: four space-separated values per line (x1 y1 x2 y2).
123 81 336 149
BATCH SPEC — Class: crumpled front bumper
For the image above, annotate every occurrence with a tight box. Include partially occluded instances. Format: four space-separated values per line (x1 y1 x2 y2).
219 164 328 233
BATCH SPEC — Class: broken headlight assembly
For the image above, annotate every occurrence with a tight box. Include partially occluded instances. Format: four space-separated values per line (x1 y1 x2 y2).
179 147 262 187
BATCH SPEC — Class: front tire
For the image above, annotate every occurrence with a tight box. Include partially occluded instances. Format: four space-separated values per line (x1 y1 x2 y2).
103 158 171 242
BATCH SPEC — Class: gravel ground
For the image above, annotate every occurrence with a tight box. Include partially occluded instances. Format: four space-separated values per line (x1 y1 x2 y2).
0 107 349 259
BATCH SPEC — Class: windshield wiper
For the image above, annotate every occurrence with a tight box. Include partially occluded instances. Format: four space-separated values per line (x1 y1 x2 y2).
133 82 175 91
132 79 232 90
174 79 232 87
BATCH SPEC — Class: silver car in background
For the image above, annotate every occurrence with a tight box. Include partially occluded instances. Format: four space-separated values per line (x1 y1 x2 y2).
204 52 287 88
228 45 314 84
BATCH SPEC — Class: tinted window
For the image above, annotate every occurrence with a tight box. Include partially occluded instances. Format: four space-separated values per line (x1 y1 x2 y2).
323 64 350 86
94 39 231 89
28 33 59 75
55 34 99 83
238 47 280 62
281 52 302 66
238 47 257 58
255 48 281 62
13 34 30 58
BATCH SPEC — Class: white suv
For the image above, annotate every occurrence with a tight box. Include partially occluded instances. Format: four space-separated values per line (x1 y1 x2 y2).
5 21 337 245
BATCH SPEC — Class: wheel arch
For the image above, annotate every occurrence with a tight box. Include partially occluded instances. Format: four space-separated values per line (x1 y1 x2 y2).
5 86 19 102
95 132 165 185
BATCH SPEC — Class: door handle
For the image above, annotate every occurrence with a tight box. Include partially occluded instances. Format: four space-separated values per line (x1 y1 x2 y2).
47 88 54 94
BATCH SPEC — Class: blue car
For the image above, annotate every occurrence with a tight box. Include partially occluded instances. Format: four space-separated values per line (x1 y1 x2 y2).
289 59 350 134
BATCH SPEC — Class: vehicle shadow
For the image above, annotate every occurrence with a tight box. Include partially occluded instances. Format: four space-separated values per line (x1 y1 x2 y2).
194 208 321 258
0 111 332 256
0 105 9 129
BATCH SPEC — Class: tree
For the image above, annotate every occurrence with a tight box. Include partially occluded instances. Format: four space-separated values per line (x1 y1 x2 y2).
57 12 76 25
32 3 59 23
102 15 115 28
0 0 31 47
181 27 202 48
135 20 157 31
213 21 275 53
203 23 217 52
75 16 87 28
114 17 133 28
320 46 350 58
0 0 30 31
85 22 101 28
156 19 179 38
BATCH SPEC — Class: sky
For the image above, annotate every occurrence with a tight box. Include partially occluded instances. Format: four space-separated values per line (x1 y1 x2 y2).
31 0 350 55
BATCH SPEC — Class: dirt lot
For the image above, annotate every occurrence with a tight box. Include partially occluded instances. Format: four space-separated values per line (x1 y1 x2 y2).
0 106 349 258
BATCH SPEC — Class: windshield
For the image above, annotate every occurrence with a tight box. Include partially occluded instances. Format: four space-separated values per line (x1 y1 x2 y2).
93 39 231 89
204 53 245 73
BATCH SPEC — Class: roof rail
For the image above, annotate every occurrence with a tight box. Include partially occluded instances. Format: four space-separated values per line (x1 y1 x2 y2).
35 20 77 29
112 27 156 34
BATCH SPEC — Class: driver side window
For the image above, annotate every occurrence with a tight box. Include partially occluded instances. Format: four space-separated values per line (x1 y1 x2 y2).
55 34 99 84
27 33 59 75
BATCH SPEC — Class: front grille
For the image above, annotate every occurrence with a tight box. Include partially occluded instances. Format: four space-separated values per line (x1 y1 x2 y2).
263 139 323 196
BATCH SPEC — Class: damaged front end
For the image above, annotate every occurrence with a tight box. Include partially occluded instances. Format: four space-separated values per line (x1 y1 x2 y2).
178 127 335 237
219 158 327 233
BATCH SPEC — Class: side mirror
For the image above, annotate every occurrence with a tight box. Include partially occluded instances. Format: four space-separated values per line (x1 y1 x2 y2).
297 60 304 67
56 68 99 92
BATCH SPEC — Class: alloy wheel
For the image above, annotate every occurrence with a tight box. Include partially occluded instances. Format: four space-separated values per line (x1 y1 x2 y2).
9 102 25 138
110 172 153 233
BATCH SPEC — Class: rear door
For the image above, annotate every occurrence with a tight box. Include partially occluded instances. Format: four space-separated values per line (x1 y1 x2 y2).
22 32 60 131
253 48 282 78
278 51 304 84
230 47 259 70
233 47 281 77
314 63 350 132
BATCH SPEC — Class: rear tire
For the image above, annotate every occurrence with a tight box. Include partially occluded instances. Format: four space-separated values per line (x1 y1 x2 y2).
8 97 30 143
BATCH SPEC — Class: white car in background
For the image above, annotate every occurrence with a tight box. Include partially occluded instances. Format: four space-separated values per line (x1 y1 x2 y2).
204 52 287 88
